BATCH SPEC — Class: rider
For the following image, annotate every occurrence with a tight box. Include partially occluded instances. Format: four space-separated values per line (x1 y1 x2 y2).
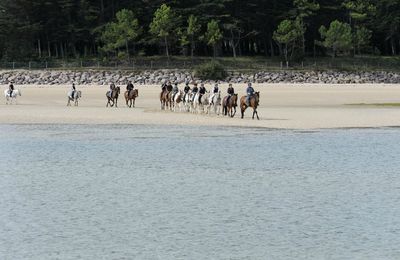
183 82 191 101
109 83 115 98
226 83 235 103
166 81 173 92
209 83 219 104
126 81 134 96
8 82 14 97
191 83 199 102
172 82 179 100
246 82 255 106
198 83 207 104
70 83 76 98
161 81 167 92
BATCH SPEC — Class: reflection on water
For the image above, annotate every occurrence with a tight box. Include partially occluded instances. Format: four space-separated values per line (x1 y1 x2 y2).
1 124 400 259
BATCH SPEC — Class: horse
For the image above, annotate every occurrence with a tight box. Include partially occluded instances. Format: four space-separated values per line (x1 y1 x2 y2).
192 92 210 114
223 94 238 118
4 89 22 105
182 91 192 112
106 86 120 107
172 91 183 112
160 90 172 110
67 90 82 106
207 91 222 115
240 92 260 120
124 89 139 108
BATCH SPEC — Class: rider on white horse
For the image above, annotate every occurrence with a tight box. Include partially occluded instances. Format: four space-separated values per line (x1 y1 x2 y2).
172 82 179 101
69 83 76 98
191 83 199 102
209 83 219 105
8 83 14 97
198 83 207 104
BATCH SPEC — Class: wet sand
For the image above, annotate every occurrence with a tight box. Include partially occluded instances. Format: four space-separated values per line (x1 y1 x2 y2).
1 84 400 129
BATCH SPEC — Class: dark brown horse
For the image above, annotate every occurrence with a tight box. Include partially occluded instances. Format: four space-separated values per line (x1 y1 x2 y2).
106 86 120 107
160 90 172 110
240 92 260 120
222 94 238 117
125 89 139 108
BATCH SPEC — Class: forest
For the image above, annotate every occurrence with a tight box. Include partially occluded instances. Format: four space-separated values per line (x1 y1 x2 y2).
0 0 399 61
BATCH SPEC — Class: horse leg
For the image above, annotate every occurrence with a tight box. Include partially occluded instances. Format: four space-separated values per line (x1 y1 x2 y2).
241 106 246 119
132 98 135 108
255 109 259 120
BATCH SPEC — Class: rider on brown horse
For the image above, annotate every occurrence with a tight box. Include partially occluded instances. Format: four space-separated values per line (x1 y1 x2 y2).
108 83 115 98
227 83 234 103
246 82 255 106
126 81 134 96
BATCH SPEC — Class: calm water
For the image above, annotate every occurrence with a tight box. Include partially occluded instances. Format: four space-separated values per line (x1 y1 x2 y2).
1 124 400 260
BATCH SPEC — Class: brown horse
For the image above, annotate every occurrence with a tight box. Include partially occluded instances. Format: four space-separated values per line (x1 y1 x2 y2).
222 94 238 118
160 90 173 110
106 86 120 107
240 92 260 120
125 89 139 108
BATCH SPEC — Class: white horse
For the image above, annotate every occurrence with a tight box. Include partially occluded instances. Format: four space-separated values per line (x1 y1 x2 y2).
4 89 22 105
182 91 192 112
67 90 82 106
172 91 183 112
193 92 210 114
207 91 222 115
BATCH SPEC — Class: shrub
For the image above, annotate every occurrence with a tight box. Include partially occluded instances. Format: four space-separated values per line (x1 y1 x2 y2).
194 61 227 80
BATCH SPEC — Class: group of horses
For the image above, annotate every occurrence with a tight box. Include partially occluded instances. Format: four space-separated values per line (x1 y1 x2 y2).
64 85 139 108
105 86 139 108
4 85 259 119
160 88 260 120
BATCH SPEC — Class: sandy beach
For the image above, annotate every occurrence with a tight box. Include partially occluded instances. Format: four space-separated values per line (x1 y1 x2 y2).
1 83 400 129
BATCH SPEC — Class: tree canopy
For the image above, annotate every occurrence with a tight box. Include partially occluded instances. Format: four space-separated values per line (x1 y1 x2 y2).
0 0 399 61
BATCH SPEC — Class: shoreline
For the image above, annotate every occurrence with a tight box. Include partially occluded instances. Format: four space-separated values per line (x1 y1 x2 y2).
1 84 400 129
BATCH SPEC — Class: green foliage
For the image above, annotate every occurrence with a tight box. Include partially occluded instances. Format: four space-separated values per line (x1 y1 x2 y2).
293 0 320 19
100 9 141 59
149 4 174 38
273 18 305 62
204 20 223 58
0 0 399 60
149 4 176 57
343 0 376 23
194 61 227 80
319 20 353 58
354 26 372 54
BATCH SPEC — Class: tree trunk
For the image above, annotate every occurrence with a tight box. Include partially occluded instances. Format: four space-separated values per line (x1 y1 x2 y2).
213 44 217 58
391 38 396 55
60 43 64 58
38 39 41 58
190 35 195 59
47 40 51 57
270 37 275 57
125 40 129 60
55 43 59 58
164 36 169 58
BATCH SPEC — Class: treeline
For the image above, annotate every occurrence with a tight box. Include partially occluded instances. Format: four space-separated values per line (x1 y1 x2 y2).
0 0 399 61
